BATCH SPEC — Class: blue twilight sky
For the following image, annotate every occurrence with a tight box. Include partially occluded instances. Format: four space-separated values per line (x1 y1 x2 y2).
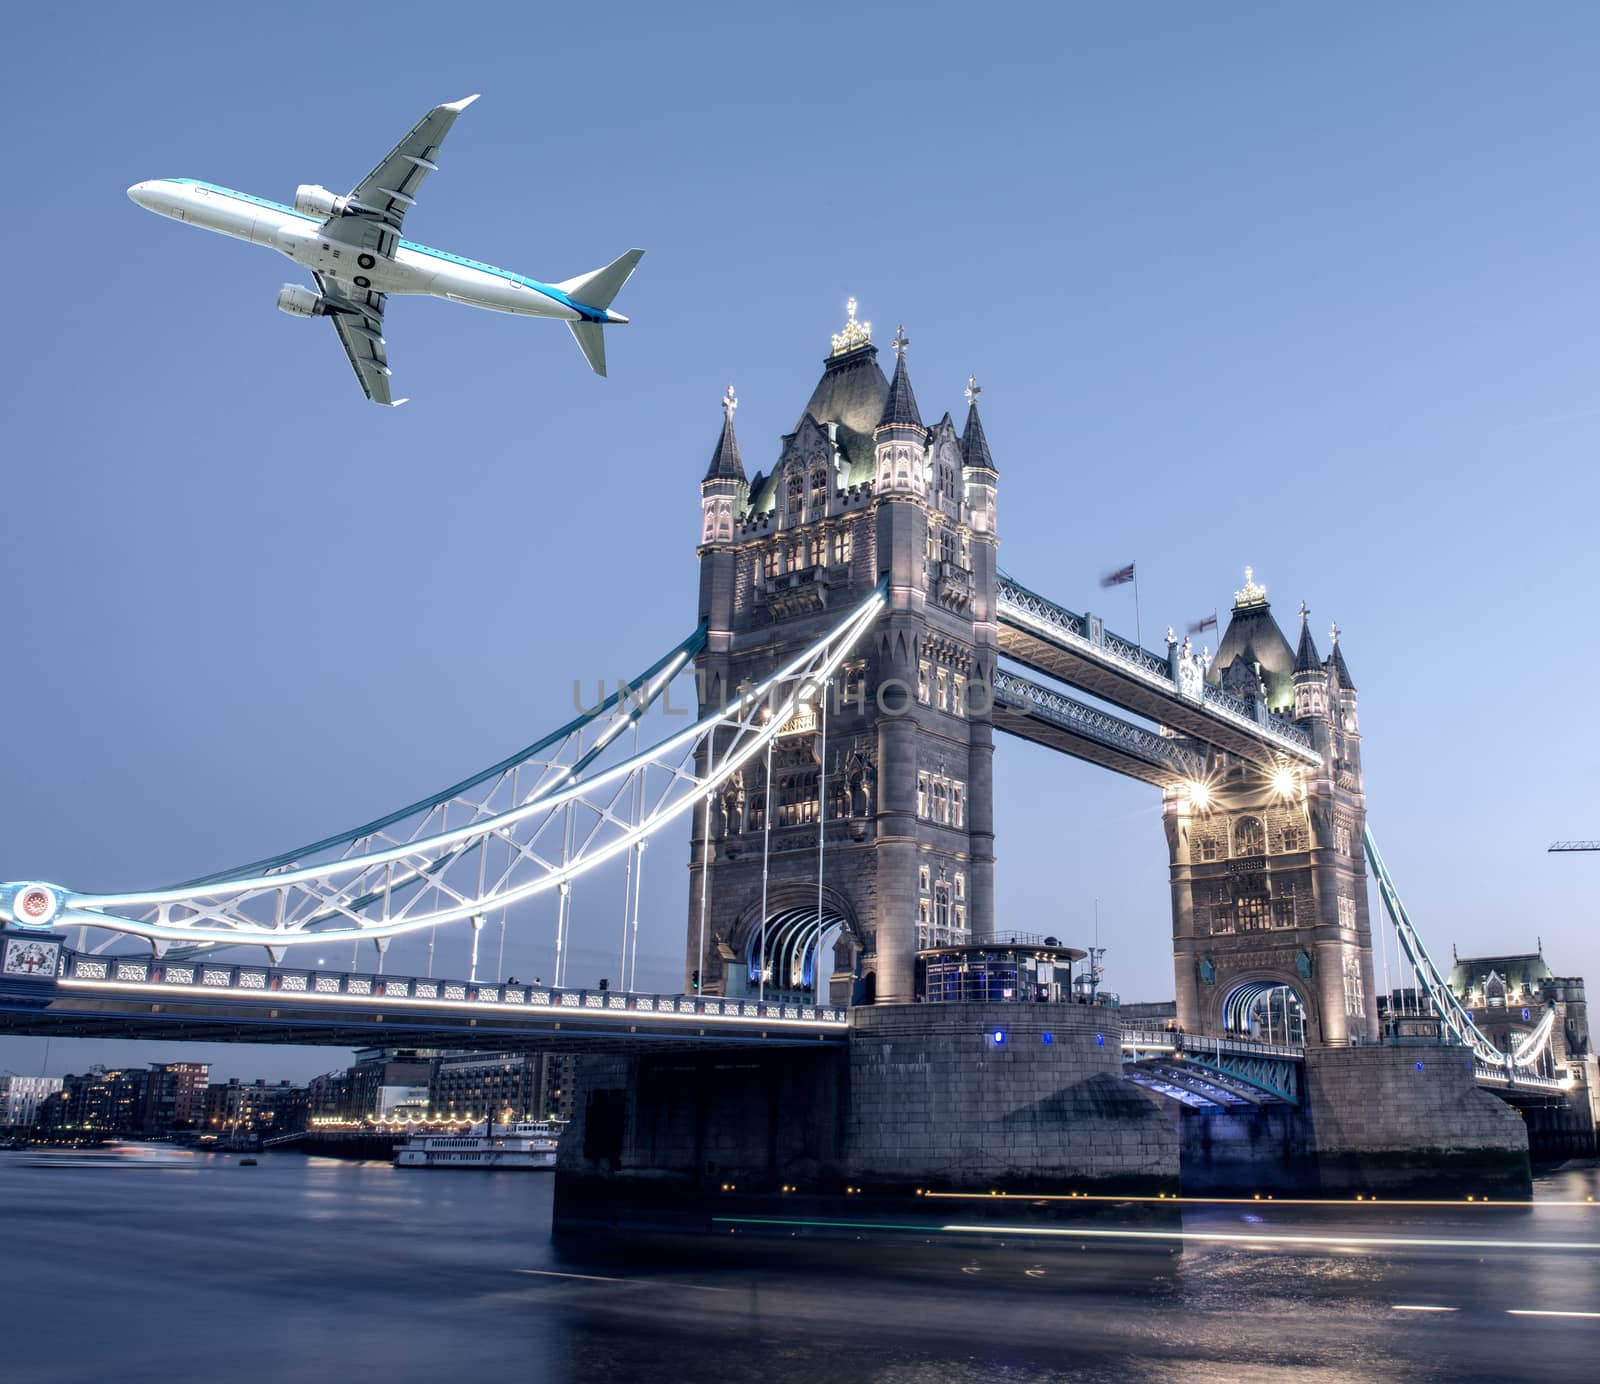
2 3 1596 1082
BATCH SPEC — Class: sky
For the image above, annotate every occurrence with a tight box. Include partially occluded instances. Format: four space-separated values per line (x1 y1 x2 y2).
2 2 1596 1081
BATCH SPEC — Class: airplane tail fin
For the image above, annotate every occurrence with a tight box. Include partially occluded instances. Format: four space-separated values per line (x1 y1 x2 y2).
555 248 644 312
567 321 607 377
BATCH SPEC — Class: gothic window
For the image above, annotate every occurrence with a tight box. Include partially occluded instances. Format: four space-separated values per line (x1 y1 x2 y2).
931 779 950 825
916 773 930 818
775 750 819 828
1199 837 1220 862
953 675 967 718
809 469 828 513
1271 891 1296 928
1343 955 1365 1018
763 547 780 581
787 473 804 515
954 904 967 937
951 782 965 829
832 528 852 567
934 880 952 931
935 669 949 711
919 865 931 893
917 661 931 705
940 528 957 567
1233 816 1266 858
1334 824 1352 856
955 872 965 900
1236 895 1272 931
1278 820 1307 853
787 538 808 570
1337 895 1357 930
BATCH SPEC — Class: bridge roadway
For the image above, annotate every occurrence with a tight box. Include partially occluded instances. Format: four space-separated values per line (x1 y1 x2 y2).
0 947 849 1052
997 572 1321 771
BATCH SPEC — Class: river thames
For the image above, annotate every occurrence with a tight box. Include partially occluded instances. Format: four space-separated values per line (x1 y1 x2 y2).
2 1152 1595 1382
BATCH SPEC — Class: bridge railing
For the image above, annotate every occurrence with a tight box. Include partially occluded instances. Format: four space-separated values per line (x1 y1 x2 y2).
57 952 849 1028
1471 1066 1574 1094
1119 1027 1306 1061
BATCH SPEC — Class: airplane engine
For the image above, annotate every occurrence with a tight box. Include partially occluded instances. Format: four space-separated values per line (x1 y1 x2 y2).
276 284 328 318
293 183 349 219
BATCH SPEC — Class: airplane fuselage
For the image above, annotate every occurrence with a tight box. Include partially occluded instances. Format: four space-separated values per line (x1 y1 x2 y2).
128 178 618 323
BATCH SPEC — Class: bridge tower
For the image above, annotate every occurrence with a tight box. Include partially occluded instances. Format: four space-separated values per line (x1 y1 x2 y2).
686 307 999 1005
1166 574 1381 1044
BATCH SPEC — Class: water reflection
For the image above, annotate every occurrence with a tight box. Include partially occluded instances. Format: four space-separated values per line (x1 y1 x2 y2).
0 1153 1594 1383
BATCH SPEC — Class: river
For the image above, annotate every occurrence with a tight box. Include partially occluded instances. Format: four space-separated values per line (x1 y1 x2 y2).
2 1152 1596 1382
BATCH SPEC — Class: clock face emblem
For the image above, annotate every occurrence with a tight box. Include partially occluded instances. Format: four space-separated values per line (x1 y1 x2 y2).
3 938 60 977
9 884 60 928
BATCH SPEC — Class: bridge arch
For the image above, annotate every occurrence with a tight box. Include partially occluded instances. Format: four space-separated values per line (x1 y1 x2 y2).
731 884 860 1001
1219 974 1311 1046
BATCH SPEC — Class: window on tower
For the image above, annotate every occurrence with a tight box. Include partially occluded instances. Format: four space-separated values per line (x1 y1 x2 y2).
831 528 852 567
787 473 804 515
810 469 828 513
1233 816 1266 858
763 547 780 582
917 662 931 705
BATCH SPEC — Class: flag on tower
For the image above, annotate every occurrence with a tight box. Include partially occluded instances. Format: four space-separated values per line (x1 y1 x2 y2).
1187 612 1218 635
1100 562 1136 588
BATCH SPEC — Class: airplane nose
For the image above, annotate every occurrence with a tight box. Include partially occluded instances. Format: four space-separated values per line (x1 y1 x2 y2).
128 181 158 209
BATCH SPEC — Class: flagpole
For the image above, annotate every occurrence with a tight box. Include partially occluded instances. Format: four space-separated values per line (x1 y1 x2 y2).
1133 564 1142 649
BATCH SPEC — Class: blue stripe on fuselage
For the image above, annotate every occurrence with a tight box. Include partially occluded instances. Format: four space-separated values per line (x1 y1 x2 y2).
170 178 609 321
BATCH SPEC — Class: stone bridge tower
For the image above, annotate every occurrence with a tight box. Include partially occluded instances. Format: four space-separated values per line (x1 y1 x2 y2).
687 307 999 1005
1165 572 1380 1044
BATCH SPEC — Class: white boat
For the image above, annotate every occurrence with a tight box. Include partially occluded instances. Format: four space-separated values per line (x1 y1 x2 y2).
394 1120 561 1171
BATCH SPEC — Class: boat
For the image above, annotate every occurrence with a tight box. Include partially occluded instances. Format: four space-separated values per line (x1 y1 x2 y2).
394 1120 561 1171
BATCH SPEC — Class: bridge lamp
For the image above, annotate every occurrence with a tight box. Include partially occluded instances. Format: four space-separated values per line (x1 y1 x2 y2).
1271 768 1298 799
1184 780 1211 812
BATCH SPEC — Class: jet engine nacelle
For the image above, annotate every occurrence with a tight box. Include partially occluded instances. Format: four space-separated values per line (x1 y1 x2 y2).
276 284 328 318
293 183 349 219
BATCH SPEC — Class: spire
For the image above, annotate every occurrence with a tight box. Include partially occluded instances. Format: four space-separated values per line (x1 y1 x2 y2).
1327 622 1356 691
876 326 922 431
960 374 996 471
703 384 745 483
1293 600 1321 674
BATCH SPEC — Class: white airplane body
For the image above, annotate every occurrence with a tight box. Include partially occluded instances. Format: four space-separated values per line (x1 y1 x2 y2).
128 95 642 405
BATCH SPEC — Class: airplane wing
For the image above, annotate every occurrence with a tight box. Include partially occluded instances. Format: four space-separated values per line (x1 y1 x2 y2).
314 273 405 407
320 94 480 258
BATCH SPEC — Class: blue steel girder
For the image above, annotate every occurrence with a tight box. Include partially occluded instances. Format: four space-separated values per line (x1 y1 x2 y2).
1181 1049 1301 1105
992 669 1204 787
995 573 1318 770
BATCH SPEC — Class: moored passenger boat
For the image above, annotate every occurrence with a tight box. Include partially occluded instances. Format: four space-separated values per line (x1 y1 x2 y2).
394 1120 560 1170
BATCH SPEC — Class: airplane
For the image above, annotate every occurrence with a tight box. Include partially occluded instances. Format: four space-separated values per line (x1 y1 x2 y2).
127 95 642 405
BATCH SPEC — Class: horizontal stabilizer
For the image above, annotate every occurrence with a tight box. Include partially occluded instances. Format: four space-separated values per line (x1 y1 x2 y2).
567 321 607 377
556 249 644 311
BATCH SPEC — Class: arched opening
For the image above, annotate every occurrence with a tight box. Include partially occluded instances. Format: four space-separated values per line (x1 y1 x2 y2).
1223 980 1307 1045
740 906 851 1004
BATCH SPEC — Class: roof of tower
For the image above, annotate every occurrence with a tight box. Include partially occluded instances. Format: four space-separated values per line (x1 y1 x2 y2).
1446 952 1552 998
960 375 996 471
703 385 746 483
876 327 923 431
1293 604 1321 675
792 299 890 486
1206 568 1297 712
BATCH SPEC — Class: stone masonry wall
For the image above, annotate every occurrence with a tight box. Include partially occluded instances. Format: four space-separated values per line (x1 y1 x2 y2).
1304 1045 1528 1153
847 1002 1176 1191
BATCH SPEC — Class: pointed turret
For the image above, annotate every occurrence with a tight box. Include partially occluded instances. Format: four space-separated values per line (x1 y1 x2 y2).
1291 601 1328 722
704 383 745 482
873 327 927 496
1328 625 1356 692
1293 602 1321 673
699 385 747 548
877 326 923 434
960 374 996 473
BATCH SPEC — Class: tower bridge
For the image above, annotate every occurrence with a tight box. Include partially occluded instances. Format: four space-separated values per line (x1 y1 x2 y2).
2 303 1595 1205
